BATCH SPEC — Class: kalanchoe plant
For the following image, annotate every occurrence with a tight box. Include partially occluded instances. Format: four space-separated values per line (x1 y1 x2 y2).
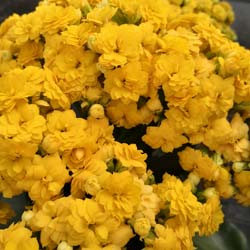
0 0 250 249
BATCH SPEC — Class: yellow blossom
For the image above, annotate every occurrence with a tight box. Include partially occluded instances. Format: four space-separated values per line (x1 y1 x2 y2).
8 13 42 45
113 143 147 177
134 179 161 226
89 104 105 119
166 219 195 250
153 53 199 107
0 222 39 250
104 61 148 103
0 102 46 145
42 109 88 153
106 100 154 128
71 159 107 197
154 174 202 225
152 224 177 250
198 195 224 236
28 197 107 247
214 167 234 199
87 5 118 25
133 217 151 237
38 5 82 35
96 171 141 220
204 114 250 161
57 241 73 250
0 66 44 113
234 171 250 206
61 23 97 48
17 41 44 66
17 153 70 205
199 74 235 117
178 147 220 181
0 138 37 197
108 224 134 247
143 119 188 153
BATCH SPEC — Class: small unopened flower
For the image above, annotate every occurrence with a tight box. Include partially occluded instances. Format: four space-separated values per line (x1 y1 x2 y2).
89 104 105 119
57 241 73 250
203 187 217 199
21 210 34 223
232 162 248 173
133 217 151 237
84 175 101 196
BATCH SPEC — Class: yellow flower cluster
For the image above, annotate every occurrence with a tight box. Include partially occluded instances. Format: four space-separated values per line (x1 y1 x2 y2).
0 0 250 249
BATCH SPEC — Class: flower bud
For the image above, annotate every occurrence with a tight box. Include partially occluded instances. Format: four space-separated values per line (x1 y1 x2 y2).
134 217 151 237
21 211 34 223
89 104 105 119
42 135 61 154
85 175 101 196
57 241 73 250
203 187 217 199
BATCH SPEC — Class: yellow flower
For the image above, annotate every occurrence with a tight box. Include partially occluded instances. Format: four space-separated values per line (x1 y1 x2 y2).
29 197 106 247
98 52 127 71
61 23 97 48
38 5 81 35
0 222 39 250
18 153 70 205
234 171 250 206
0 138 37 197
17 41 43 66
42 68 69 109
200 74 235 117
57 241 73 250
0 66 44 113
89 104 105 119
134 179 161 226
139 0 180 31
143 119 188 153
153 53 199 107
192 21 228 53
234 68 250 103
178 147 220 181
42 109 88 153
108 224 134 247
85 116 114 150
0 102 46 145
113 143 147 177
203 114 250 162
152 224 177 250
0 201 15 225
62 147 93 170
8 13 42 45
198 195 224 236
133 217 151 237
96 171 141 220
106 100 154 128
71 159 107 197
28 197 88 247
104 61 148 103
166 219 195 250
87 5 118 25
194 54 215 80
214 167 234 199
155 174 202 224
47 45 100 103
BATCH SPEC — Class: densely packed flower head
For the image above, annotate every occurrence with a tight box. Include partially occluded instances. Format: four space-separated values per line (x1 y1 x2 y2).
0 0 250 249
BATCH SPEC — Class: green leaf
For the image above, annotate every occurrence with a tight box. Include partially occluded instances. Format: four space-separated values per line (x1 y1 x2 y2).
194 222 248 250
